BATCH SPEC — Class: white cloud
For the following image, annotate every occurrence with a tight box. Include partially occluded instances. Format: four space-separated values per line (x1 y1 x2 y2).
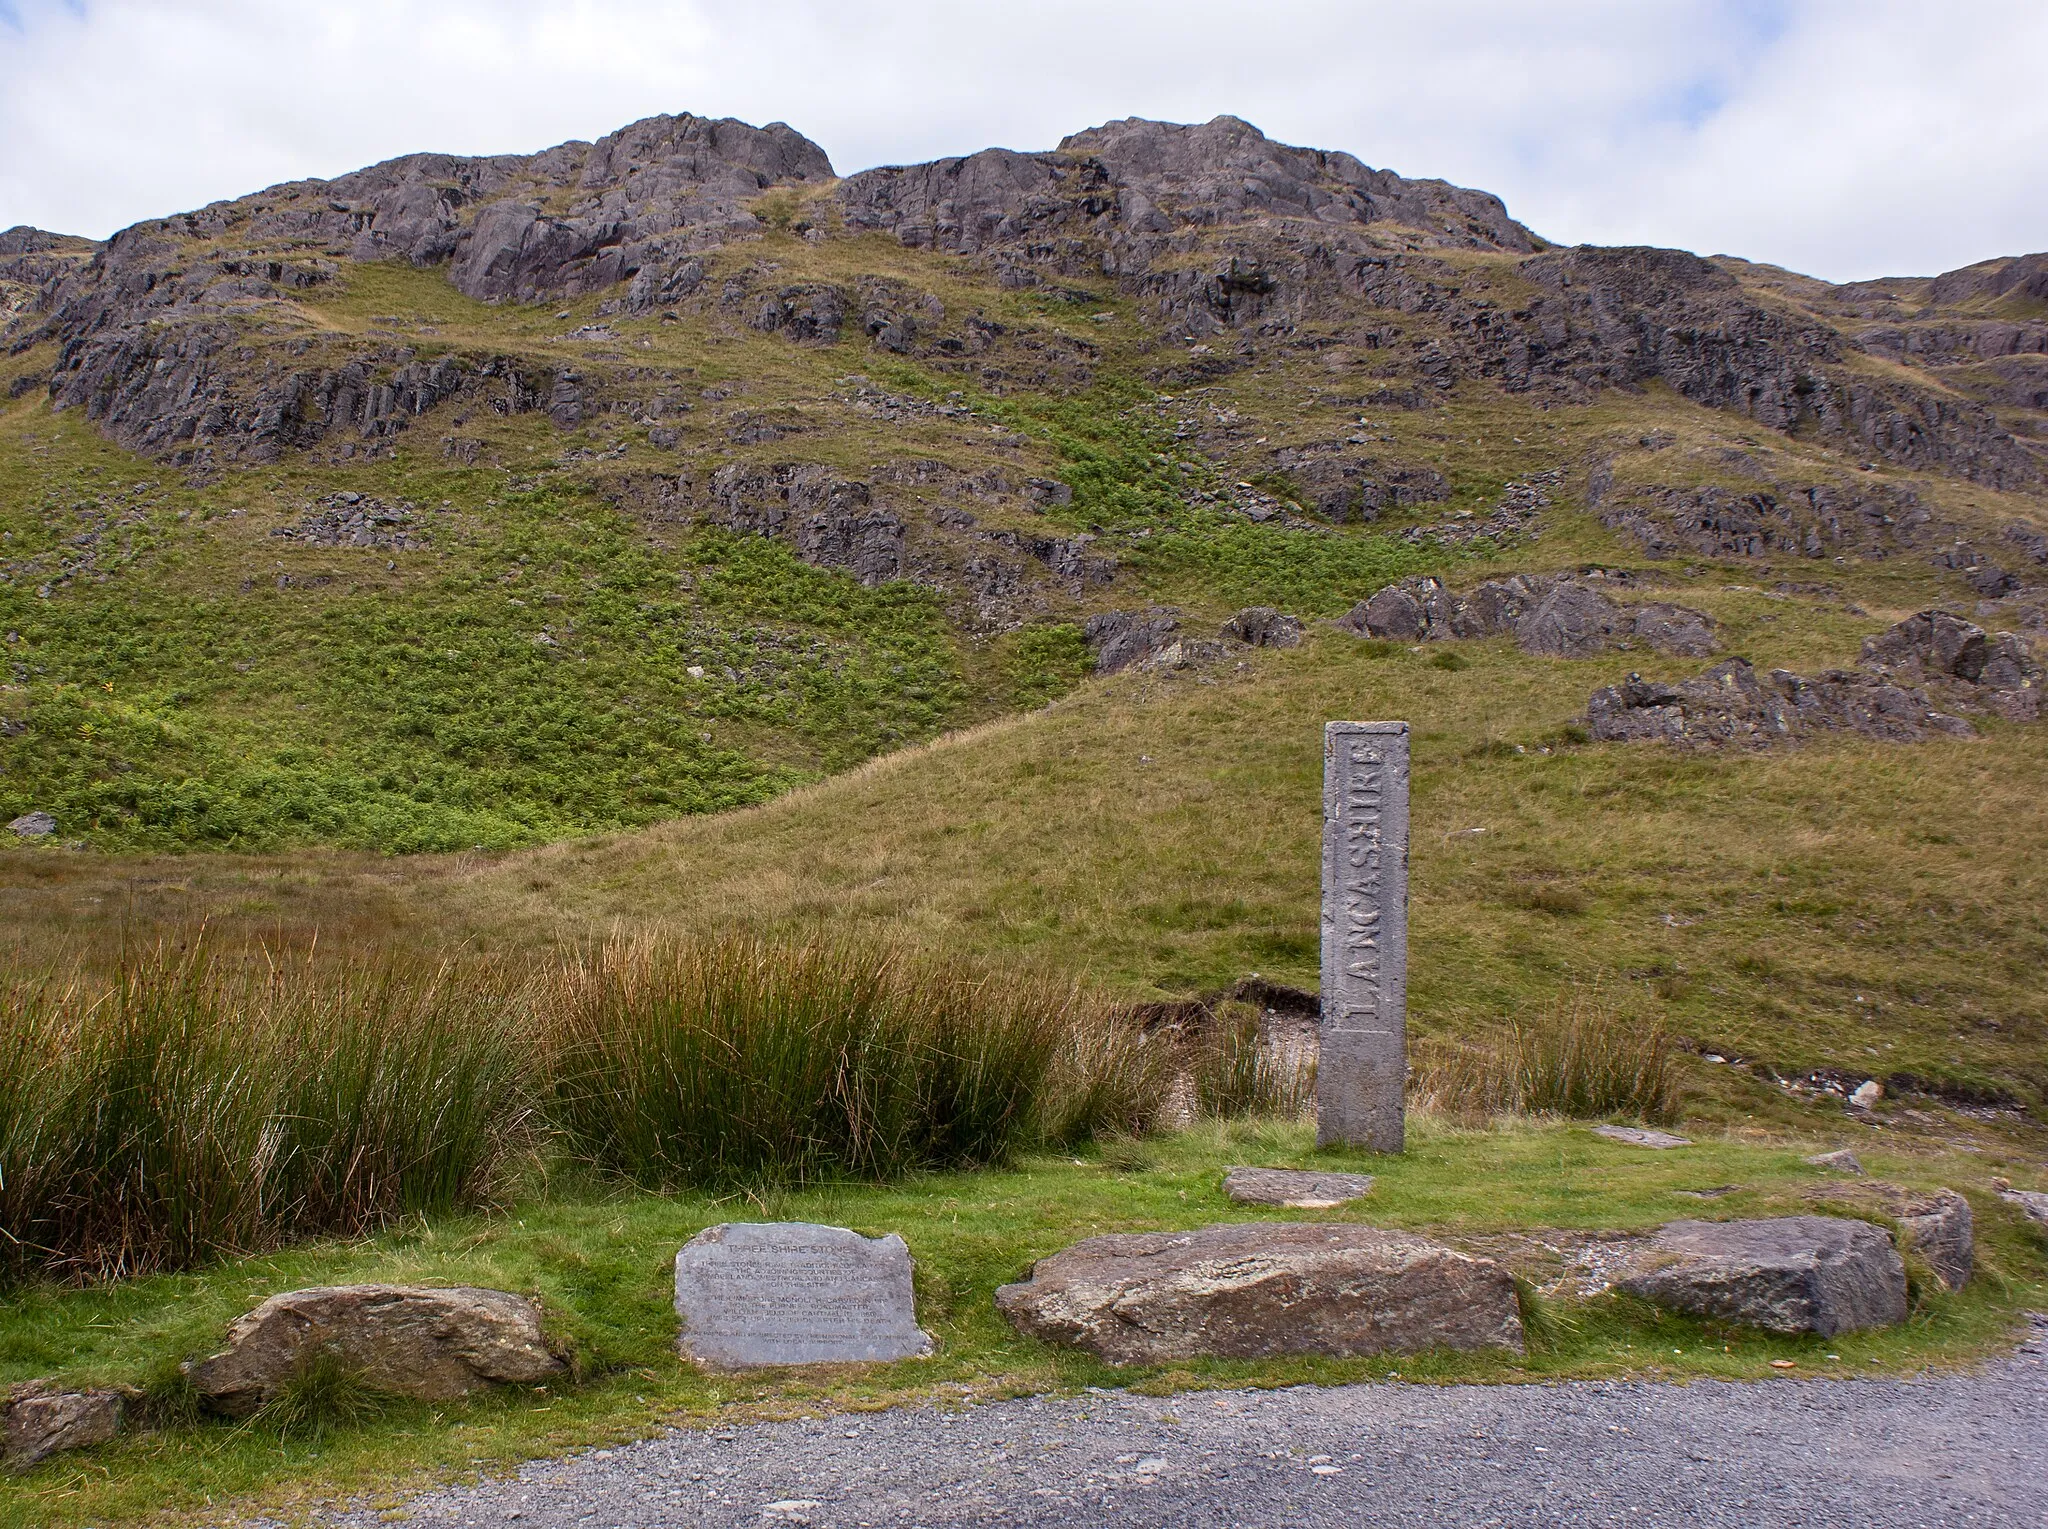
1 0 2041 281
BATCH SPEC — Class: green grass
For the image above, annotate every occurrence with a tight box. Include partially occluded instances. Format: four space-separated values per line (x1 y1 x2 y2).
1 1117 2040 1527
0 412 985 852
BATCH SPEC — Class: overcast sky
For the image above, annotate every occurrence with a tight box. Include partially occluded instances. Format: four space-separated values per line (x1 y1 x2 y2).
2 0 2042 283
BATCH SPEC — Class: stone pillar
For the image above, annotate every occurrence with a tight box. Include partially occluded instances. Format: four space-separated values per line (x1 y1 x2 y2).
1318 721 1409 1151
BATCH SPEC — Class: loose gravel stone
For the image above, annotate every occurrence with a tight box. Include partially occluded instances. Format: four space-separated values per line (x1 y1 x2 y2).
311 1316 2048 1528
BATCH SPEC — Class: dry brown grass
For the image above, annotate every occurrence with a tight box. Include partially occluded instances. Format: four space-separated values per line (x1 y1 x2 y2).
1410 991 1678 1124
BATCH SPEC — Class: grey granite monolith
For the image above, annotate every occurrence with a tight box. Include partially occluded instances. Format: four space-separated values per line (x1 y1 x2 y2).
673 1223 933 1368
1319 721 1410 1151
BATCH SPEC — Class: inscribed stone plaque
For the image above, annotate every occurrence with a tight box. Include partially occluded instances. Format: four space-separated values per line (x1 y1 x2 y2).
673 1222 933 1368
1318 721 1409 1151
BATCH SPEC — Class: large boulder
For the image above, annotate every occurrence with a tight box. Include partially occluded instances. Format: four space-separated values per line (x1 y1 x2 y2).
1619 1217 1907 1336
185 1285 563 1415
995 1223 1523 1365
1630 602 1717 657
2 1382 126 1471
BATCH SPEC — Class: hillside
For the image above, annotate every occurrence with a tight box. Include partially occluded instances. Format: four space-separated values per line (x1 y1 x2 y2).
2 109 2047 1113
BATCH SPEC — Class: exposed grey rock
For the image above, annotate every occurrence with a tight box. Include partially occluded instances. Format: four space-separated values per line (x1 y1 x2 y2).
1085 608 1181 674
185 1285 563 1415
1594 1125 1692 1149
708 463 903 584
995 1222 1522 1364
1347 583 1428 640
1454 574 1553 637
1587 658 1975 749
1222 1166 1375 1207
674 1223 932 1368
1860 610 2042 720
1221 607 1304 648
1999 1187 2048 1230
1518 584 1624 658
1620 1217 1908 1336
6 811 57 838
1806 1150 1866 1175
1631 602 1717 657
2 1382 126 1470
1599 479 1936 562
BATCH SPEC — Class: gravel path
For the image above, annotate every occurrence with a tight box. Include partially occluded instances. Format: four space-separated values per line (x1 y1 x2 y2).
320 1316 2047 1529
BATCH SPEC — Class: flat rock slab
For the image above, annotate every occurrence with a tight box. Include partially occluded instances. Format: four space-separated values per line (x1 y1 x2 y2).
1595 1125 1692 1149
1620 1217 1907 1336
996 1222 1523 1365
3 1382 125 1470
186 1285 562 1415
674 1223 932 1369
1223 1166 1376 1208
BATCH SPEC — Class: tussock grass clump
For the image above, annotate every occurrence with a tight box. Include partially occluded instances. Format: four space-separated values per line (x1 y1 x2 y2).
1413 994 1677 1125
538 934 1165 1189
0 946 525 1283
1190 1001 1315 1119
0 932 1172 1281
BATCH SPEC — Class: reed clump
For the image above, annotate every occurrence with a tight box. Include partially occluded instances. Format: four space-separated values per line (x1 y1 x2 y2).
537 934 1164 1188
1411 994 1677 1125
0 946 526 1283
0 932 1173 1281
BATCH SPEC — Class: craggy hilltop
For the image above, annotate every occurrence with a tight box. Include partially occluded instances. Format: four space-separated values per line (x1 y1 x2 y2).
4 112 2045 854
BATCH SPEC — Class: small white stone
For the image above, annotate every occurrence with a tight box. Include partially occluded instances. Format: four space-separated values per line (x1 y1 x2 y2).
1849 1080 1883 1109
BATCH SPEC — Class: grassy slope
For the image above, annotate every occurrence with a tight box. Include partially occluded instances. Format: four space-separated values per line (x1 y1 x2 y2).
423 561 2047 1107
3 1119 2043 1528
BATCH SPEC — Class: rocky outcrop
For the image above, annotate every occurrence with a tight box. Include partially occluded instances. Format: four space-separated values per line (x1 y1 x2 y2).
709 463 905 585
1999 1186 2048 1231
185 1285 563 1415
1267 443 1449 522
1595 478 1938 562
834 115 1538 267
10 106 2046 498
1619 1217 1908 1336
3 1382 127 1470
995 1222 1523 1364
1221 607 1304 648
1590 611 2040 747
1517 583 1626 658
1085 607 1182 673
1859 610 2042 721
271 492 434 551
1587 658 1972 748
1337 573 1713 659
